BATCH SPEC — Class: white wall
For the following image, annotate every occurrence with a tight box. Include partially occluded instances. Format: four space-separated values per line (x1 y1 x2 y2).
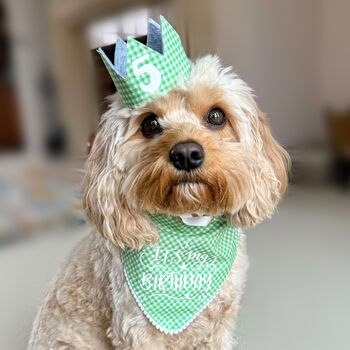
213 0 322 148
321 0 350 111
5 0 49 156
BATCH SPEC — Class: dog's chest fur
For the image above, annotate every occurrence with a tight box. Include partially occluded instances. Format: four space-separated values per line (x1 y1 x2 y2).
109 233 248 349
28 232 248 350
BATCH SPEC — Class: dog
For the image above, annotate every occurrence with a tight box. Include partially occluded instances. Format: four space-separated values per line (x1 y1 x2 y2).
28 55 290 350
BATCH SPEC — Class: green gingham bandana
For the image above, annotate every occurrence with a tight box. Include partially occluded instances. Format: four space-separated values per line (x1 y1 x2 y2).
122 214 239 334
97 16 191 108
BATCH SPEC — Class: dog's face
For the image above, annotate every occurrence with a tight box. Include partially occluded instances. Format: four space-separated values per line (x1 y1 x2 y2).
84 56 290 249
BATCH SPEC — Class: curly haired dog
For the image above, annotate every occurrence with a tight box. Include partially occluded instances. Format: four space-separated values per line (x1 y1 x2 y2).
28 55 290 350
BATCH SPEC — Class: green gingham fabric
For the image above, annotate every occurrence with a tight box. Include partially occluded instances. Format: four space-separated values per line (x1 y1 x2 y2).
122 214 239 334
97 16 191 108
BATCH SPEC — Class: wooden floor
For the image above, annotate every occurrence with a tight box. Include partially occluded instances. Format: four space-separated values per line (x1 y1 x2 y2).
238 186 350 350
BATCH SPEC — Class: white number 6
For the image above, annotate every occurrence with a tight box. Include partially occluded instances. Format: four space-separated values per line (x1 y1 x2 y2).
132 54 161 93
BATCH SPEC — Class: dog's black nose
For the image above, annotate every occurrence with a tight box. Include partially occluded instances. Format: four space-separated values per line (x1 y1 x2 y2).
169 141 204 171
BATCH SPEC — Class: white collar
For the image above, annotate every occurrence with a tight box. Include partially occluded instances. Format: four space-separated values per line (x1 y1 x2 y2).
179 213 212 227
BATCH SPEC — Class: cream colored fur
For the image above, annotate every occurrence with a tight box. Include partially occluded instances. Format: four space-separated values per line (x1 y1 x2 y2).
28 232 247 350
28 56 289 350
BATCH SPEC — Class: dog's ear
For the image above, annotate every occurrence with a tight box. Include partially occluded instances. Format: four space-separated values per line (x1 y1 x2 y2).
82 118 158 250
256 109 291 196
229 109 291 227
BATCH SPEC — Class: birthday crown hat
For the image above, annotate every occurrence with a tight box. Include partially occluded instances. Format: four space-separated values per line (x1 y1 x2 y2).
97 16 191 109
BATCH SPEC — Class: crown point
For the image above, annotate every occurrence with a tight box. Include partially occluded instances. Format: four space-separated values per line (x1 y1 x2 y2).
97 15 191 109
147 18 163 54
115 37 127 79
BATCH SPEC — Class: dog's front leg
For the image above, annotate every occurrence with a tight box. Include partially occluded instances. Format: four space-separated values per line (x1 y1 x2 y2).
28 317 115 350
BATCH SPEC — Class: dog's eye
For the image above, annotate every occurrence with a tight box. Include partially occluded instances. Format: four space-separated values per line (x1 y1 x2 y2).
206 108 226 128
141 114 163 138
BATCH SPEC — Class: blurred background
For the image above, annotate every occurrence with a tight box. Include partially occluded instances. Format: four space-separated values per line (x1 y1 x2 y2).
0 0 349 349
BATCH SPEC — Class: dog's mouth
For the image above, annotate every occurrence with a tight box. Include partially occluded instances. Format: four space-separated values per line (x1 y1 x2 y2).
161 178 219 215
164 174 207 194
168 178 211 198
172 172 206 186
174 180 204 187
172 177 209 191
